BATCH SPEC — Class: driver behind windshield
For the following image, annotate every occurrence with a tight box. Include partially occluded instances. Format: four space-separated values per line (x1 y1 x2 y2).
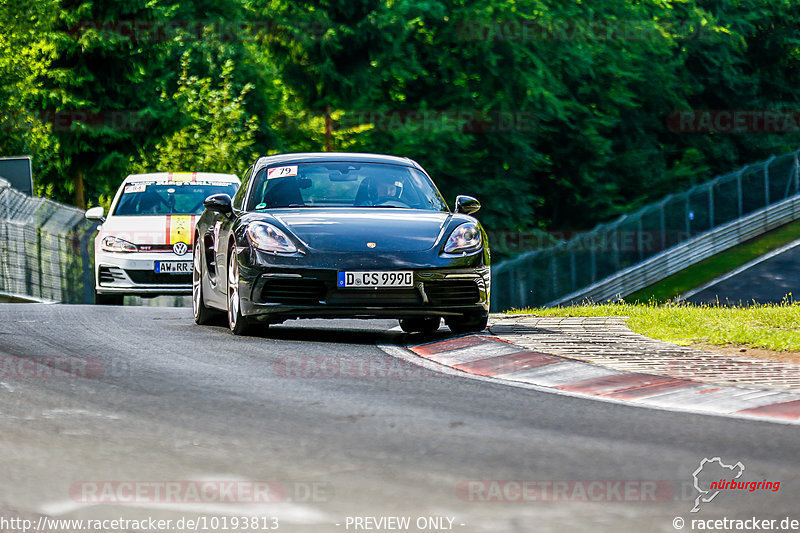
358 175 404 206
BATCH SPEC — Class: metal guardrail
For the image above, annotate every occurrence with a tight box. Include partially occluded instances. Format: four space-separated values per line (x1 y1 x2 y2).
0 178 95 303
491 150 800 310
547 194 800 306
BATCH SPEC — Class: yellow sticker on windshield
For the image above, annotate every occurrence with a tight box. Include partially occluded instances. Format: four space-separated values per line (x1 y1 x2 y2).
168 172 197 182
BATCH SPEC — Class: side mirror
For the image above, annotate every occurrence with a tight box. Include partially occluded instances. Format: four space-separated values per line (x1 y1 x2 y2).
85 206 106 223
454 195 480 215
204 193 233 217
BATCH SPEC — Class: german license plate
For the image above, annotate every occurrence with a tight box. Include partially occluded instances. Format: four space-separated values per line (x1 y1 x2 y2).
155 261 192 274
337 271 413 288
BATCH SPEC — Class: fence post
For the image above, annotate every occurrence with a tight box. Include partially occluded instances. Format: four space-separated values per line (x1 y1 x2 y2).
685 195 691 237
637 218 644 261
36 229 43 300
795 152 800 195
569 250 576 292
737 170 743 218
508 265 517 309
708 185 714 230
764 156 775 207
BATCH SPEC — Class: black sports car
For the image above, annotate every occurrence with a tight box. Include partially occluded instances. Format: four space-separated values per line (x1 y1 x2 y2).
192 152 490 335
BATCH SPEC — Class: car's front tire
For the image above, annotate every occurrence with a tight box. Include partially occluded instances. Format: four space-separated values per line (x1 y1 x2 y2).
95 292 124 306
445 313 488 334
193 242 219 325
399 317 441 334
227 249 255 335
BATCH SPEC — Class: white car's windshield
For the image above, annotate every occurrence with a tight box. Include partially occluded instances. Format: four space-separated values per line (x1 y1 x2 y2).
114 181 238 216
246 162 449 211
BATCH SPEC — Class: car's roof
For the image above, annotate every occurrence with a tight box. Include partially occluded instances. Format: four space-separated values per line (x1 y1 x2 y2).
254 152 422 171
123 172 239 183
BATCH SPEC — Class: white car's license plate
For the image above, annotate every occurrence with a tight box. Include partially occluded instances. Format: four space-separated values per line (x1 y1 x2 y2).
155 261 192 274
337 271 413 288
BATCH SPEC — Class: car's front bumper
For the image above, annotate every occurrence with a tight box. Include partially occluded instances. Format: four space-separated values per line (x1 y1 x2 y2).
95 250 193 295
239 265 490 322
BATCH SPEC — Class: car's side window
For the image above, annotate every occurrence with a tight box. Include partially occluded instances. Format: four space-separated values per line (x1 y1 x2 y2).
232 165 253 210
245 168 268 210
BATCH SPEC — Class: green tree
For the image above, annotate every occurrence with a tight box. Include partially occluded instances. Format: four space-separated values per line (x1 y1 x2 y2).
129 51 259 177
0 0 59 187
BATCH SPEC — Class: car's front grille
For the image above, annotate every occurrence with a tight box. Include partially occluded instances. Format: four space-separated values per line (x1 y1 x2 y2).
261 278 326 305
136 244 192 253
99 266 126 284
125 270 192 285
326 288 422 306
424 280 480 306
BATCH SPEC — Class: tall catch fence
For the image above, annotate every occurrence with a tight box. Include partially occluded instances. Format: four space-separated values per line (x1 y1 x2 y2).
0 178 95 303
491 150 800 310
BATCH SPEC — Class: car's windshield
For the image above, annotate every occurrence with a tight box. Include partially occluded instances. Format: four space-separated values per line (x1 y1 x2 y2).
246 162 449 211
114 180 238 216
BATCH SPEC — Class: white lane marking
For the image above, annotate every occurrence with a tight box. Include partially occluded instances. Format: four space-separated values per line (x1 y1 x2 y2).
376 342 800 426
38 499 333 523
40 408 120 420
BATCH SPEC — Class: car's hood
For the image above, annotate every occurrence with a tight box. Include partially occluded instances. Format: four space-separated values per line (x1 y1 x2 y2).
271 209 451 252
99 215 197 245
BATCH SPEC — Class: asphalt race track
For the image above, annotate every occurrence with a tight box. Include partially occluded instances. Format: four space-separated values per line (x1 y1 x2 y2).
0 304 798 532
687 242 800 305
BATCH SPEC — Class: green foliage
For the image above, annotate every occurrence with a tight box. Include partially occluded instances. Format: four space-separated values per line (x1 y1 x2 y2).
3 0 800 240
129 51 259 175
0 0 59 184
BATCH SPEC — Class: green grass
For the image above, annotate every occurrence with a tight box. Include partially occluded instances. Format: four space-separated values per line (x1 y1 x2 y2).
626 219 800 302
507 302 800 352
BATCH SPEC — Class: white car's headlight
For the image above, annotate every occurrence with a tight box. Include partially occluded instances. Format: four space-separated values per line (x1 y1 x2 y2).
101 236 137 253
443 222 482 254
246 222 297 253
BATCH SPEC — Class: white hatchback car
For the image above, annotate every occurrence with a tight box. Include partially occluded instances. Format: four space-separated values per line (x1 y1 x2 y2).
85 172 240 305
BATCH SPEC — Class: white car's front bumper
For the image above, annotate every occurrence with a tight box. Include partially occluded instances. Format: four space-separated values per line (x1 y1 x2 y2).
95 250 193 295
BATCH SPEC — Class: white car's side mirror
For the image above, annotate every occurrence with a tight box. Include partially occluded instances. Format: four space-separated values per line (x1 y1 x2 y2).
85 206 106 223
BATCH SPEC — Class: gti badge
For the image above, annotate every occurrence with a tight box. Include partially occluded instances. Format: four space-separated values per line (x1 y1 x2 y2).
173 242 188 256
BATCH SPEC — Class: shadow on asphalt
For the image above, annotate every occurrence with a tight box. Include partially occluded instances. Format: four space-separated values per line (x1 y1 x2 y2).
253 323 459 347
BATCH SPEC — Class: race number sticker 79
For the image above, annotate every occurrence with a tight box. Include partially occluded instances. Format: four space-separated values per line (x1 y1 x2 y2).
267 166 298 179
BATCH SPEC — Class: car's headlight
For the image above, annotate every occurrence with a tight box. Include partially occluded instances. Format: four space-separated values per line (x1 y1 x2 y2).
101 236 137 253
443 222 482 254
246 222 297 253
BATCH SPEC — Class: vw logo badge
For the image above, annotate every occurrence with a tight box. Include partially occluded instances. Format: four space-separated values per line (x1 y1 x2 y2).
173 242 188 256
